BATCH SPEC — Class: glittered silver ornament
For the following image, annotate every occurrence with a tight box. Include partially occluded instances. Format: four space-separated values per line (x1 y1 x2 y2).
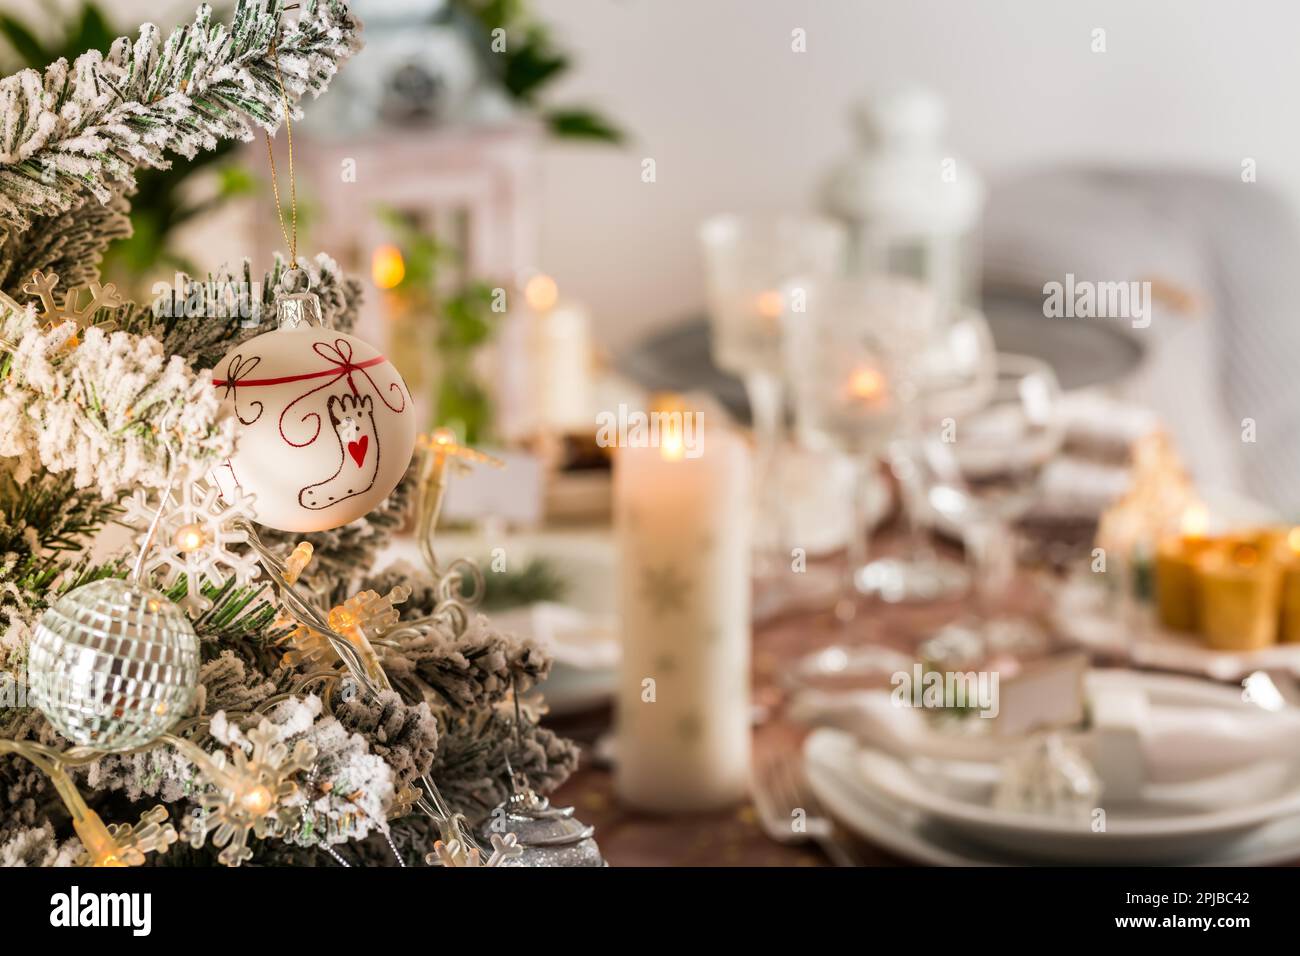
27 577 200 751
481 787 606 867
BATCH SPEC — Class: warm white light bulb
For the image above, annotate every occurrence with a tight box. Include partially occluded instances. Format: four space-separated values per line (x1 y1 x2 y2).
241 785 274 816
174 522 207 552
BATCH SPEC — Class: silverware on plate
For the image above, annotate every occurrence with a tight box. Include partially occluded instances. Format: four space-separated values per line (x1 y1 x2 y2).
753 748 864 867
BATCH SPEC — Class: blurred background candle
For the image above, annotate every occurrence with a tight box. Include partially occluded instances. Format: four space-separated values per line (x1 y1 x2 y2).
614 406 751 812
535 292 595 434
523 274 594 434
1196 538 1281 651
698 215 844 609
497 272 595 451
1154 504 1212 633
1281 528 1300 643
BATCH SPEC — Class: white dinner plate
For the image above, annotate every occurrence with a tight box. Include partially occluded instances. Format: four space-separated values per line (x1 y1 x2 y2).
805 728 1300 866
840 670 1300 863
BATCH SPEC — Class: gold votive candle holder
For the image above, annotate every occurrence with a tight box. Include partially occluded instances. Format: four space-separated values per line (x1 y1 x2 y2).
1196 540 1281 651
1278 528 1300 643
1154 534 1216 632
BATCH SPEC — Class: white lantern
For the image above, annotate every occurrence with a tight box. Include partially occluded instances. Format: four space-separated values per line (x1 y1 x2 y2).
820 88 985 322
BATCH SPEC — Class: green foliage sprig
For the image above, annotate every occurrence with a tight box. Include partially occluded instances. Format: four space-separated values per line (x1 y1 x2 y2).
451 0 623 143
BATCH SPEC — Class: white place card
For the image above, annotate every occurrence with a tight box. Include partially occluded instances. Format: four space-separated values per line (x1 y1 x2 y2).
441 448 544 527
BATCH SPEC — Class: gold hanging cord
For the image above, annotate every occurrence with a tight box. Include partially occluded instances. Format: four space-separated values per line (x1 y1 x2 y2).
265 33 298 268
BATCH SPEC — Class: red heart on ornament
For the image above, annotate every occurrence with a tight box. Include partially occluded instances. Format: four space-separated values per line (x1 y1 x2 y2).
347 435 369 467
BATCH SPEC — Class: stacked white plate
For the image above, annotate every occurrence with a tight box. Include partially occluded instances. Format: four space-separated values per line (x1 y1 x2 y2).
802 670 1300 865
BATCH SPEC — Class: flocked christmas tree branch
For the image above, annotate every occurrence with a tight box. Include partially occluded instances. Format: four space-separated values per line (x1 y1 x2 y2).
0 0 585 868
0 292 236 497
0 252 358 660
0 0 360 230
0 0 362 295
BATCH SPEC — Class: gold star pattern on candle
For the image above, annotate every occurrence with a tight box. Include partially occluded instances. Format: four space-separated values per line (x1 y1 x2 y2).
638 563 691 617
675 711 703 743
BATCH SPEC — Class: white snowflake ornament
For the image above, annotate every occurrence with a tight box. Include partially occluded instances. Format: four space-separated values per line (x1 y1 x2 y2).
22 269 124 334
186 720 318 868
121 479 261 612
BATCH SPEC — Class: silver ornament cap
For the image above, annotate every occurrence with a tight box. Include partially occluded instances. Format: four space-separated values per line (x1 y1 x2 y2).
27 578 200 751
276 266 323 330
482 787 606 867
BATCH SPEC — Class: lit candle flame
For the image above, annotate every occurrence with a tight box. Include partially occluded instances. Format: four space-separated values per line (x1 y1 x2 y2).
371 245 405 290
1180 504 1209 538
847 367 885 401
649 392 690 461
1287 527 1300 555
660 428 686 462
649 392 688 416
524 273 559 312
755 290 784 322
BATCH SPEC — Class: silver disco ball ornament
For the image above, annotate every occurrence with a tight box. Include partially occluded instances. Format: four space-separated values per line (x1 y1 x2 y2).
481 787 606 867
27 578 200 751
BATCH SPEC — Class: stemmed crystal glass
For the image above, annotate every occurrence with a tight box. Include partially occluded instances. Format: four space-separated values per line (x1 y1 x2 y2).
862 305 996 602
922 353 1065 645
699 214 846 602
782 276 912 623
786 274 992 606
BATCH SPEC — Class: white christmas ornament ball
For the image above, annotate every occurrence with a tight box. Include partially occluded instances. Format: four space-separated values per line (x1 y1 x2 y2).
211 322 417 532
27 578 200 751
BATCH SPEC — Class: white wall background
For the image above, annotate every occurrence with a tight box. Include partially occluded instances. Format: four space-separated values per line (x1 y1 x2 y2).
13 0 1300 349
531 0 1300 349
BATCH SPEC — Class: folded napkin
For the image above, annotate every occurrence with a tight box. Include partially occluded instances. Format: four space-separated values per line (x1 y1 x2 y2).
1028 455 1132 522
1056 390 1160 464
791 676 1300 797
1024 390 1158 523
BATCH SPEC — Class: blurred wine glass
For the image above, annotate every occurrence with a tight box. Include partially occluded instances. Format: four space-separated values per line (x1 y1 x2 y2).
783 276 909 624
699 214 846 606
863 304 996 603
923 353 1064 649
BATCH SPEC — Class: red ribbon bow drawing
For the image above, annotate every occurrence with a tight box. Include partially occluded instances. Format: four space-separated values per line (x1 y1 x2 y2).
213 337 406 448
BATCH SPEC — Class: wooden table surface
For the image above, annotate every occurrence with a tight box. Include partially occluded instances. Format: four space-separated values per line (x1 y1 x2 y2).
548 557 1052 867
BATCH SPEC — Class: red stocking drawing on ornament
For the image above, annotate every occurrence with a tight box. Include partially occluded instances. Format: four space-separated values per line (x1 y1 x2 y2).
299 393 380 512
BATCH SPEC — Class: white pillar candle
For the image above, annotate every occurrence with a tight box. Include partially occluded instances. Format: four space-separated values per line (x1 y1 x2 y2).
614 417 752 812
537 301 593 432
494 274 594 443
